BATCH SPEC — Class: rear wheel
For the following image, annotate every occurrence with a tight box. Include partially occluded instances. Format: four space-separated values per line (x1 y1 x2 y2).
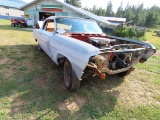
18 23 22 28
25 24 28 28
11 23 15 27
64 59 80 91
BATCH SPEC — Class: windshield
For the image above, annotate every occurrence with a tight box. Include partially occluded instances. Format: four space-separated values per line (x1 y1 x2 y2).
55 18 103 34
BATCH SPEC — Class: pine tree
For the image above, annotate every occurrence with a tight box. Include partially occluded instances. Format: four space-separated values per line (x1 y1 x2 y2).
145 10 160 27
91 5 96 14
64 0 82 8
124 3 135 21
116 1 123 17
106 0 114 17
82 1 160 27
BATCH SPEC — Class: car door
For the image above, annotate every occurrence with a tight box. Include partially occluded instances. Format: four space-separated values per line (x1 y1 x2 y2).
39 19 55 58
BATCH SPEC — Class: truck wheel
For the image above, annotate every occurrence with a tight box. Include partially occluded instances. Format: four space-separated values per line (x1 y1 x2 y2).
25 24 28 28
11 23 15 27
18 23 22 28
64 59 80 91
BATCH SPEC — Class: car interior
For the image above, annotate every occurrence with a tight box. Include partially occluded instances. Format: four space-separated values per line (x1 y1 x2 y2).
45 21 55 32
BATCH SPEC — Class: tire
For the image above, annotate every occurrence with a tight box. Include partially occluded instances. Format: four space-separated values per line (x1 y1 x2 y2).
64 59 80 91
11 23 15 27
18 23 22 28
25 24 28 28
117 71 129 77
117 67 133 77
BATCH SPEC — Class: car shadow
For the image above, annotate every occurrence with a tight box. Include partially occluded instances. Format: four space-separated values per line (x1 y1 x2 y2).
0 44 124 119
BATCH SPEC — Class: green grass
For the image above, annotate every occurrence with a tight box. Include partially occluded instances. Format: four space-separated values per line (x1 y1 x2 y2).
145 30 160 49
0 19 160 119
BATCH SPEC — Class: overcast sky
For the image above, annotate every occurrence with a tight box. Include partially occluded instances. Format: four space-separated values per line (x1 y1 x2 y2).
23 0 160 12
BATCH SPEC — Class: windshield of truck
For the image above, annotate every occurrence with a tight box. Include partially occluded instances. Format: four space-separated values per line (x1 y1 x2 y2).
55 18 103 34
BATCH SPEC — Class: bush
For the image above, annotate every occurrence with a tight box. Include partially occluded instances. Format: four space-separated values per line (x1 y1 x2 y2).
112 25 145 39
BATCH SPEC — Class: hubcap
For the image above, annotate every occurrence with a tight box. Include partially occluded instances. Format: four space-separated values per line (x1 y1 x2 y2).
64 64 70 87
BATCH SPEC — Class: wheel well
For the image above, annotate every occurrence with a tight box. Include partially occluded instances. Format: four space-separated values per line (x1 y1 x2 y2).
57 53 66 65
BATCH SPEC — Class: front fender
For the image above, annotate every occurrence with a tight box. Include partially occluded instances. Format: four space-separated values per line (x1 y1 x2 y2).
50 34 100 80
54 51 88 80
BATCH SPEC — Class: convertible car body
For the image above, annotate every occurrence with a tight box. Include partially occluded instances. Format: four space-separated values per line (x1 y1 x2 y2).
33 16 156 91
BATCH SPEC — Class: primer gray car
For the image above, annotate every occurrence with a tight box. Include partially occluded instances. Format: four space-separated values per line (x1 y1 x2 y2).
33 16 156 91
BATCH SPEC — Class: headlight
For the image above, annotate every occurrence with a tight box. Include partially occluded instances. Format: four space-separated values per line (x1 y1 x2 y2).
93 54 109 70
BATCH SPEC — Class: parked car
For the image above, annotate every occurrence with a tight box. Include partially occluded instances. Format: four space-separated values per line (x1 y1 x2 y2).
33 16 156 91
11 17 27 28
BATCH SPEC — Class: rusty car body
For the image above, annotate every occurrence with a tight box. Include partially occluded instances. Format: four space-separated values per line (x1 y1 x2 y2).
33 16 156 91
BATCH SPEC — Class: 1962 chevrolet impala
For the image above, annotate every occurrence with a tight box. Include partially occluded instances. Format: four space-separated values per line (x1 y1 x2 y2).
33 16 156 91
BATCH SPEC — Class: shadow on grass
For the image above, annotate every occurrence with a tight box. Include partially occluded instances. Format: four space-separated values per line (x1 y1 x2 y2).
0 24 32 32
0 44 124 119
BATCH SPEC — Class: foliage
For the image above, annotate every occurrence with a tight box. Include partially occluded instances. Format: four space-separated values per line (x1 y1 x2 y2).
116 2 124 17
112 25 145 38
106 0 115 17
145 9 160 28
65 0 81 8
83 5 106 16
83 1 160 28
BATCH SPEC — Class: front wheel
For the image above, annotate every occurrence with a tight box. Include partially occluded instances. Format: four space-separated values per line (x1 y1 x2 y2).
64 59 80 91
117 67 133 77
117 71 129 77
